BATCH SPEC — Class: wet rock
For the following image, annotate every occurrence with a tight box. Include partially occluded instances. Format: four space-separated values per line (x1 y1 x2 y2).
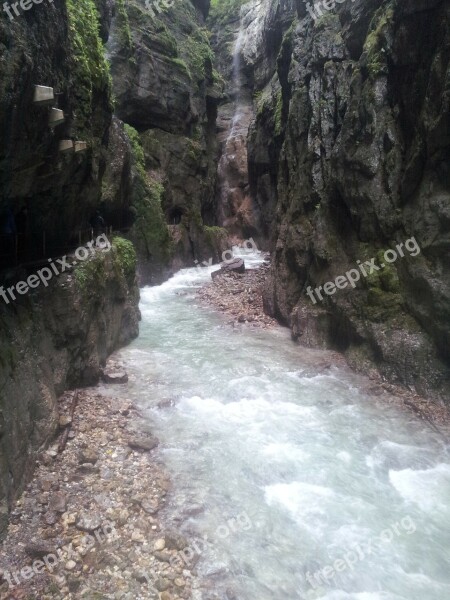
49 492 67 513
164 532 188 551
183 504 204 517
154 538 166 551
141 498 160 515
65 560 77 571
25 541 55 558
76 512 102 532
44 511 58 525
59 415 73 428
78 448 99 465
198 264 276 329
131 530 146 543
153 550 172 563
40 478 54 492
212 258 245 279
128 435 159 452
133 569 151 583
67 576 81 592
0 388 197 598
102 370 129 384
155 577 170 591
77 463 100 475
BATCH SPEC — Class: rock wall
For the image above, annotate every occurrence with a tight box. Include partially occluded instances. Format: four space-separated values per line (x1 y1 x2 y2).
0 1 143 538
0 0 113 245
0 242 140 538
102 0 230 278
245 0 450 399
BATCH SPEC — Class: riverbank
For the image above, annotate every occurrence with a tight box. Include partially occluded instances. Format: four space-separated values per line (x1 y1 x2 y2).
196 259 277 328
198 260 450 430
0 367 197 600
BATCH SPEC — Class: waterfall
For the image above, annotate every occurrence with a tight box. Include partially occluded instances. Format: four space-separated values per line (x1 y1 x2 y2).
232 26 244 107
215 9 255 238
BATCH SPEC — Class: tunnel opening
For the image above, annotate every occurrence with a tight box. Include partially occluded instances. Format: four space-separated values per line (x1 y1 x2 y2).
168 207 184 225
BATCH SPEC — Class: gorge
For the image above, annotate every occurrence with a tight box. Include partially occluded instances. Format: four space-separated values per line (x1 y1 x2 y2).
0 0 449 598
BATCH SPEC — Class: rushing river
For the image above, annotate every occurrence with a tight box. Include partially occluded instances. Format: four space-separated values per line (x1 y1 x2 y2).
103 255 450 600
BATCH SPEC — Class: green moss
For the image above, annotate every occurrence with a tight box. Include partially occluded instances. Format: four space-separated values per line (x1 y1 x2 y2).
178 26 214 81
124 125 172 262
277 18 297 68
116 0 133 53
203 226 228 254
363 3 394 78
170 57 190 74
124 124 145 176
274 89 283 136
361 247 403 321
315 12 340 31
209 0 247 26
204 225 227 239
74 254 106 293
365 250 401 293
112 236 137 281
66 0 112 136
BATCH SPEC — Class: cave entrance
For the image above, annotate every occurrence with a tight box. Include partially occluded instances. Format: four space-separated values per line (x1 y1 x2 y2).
168 207 184 225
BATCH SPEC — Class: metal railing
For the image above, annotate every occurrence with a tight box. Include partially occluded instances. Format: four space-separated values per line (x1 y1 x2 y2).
0 226 116 271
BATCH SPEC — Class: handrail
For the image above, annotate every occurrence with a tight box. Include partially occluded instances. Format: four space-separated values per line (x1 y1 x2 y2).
0 225 125 271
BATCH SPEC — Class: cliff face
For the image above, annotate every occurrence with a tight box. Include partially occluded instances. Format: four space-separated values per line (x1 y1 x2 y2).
0 0 113 245
0 241 140 538
0 1 143 538
244 0 450 399
102 0 229 279
0 0 228 537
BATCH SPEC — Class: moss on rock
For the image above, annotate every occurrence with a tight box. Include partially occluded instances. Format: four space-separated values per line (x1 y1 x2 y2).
124 125 172 263
112 236 137 282
66 0 112 137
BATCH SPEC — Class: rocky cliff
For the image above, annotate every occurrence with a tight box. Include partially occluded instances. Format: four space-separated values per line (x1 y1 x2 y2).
243 0 450 400
0 0 229 536
0 0 113 247
102 0 230 279
0 0 143 537
0 240 140 538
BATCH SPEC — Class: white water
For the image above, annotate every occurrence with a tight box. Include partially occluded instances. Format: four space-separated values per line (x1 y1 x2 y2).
103 257 450 600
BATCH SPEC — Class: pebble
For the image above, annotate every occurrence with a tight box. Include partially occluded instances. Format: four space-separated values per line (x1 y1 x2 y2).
78 448 99 464
76 512 102 532
49 491 67 513
154 538 166 551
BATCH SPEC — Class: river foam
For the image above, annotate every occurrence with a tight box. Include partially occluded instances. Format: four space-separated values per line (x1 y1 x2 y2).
103 259 450 600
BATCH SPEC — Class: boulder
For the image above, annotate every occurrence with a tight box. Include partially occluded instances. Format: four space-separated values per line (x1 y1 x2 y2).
101 370 128 384
128 435 159 452
212 258 245 279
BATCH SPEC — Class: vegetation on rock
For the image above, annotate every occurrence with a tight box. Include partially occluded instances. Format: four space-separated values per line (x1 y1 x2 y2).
124 124 172 263
66 0 112 135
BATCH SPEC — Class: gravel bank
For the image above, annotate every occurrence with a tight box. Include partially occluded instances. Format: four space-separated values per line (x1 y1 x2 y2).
0 379 198 600
196 261 277 329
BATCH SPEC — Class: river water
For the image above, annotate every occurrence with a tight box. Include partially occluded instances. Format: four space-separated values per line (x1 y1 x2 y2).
104 255 450 600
